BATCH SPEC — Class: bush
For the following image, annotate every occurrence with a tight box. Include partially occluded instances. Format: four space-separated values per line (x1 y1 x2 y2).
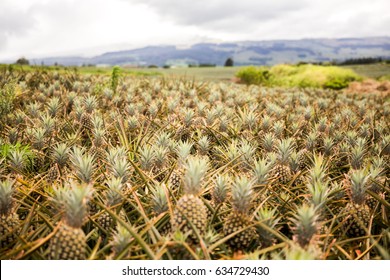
236 64 361 89
236 66 271 85
16 57 29 65
110 66 121 93
0 83 16 119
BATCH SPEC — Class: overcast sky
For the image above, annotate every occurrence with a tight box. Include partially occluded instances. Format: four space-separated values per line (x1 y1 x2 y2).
0 0 389 61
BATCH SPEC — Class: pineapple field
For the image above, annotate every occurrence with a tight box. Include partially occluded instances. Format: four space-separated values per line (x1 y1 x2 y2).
0 66 389 260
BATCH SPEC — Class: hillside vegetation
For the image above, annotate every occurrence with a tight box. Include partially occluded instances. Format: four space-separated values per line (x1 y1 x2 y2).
236 64 362 89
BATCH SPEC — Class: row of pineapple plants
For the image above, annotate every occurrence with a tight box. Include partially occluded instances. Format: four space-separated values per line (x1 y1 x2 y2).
0 67 389 259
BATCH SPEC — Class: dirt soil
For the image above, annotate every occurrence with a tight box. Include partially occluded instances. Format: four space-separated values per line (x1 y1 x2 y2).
345 79 390 95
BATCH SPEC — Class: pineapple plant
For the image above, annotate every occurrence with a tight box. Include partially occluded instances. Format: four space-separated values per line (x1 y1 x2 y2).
150 182 171 235
106 147 131 184
152 145 169 182
170 141 193 191
47 143 70 183
366 166 385 211
223 176 257 252
96 177 126 236
0 66 389 260
48 182 93 259
108 224 132 259
349 142 366 170
69 146 96 184
138 144 155 177
342 170 371 238
297 148 311 171
172 156 208 242
80 112 94 134
211 175 229 206
270 138 294 186
255 207 280 248
0 179 20 249
90 126 107 164
209 174 230 222
290 204 319 248
175 109 194 142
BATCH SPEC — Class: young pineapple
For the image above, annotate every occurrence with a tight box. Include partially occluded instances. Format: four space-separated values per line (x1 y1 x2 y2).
297 148 311 171
212 175 229 206
138 145 156 177
270 139 294 186
290 204 319 248
196 135 211 157
172 156 208 242
47 143 70 183
0 179 20 248
152 146 168 182
108 224 132 259
80 112 94 134
48 182 93 260
209 174 230 222
366 166 385 210
97 178 126 235
251 158 274 211
223 176 257 252
238 139 256 173
106 147 131 184
175 109 194 142
255 207 280 248
349 143 366 170
69 146 96 184
151 182 171 235
342 170 371 238
90 126 107 163
8 149 27 176
170 141 193 191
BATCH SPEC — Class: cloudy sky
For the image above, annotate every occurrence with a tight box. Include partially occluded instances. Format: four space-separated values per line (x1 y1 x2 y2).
0 0 389 61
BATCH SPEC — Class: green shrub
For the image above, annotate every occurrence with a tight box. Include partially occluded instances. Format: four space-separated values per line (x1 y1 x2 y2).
235 64 361 89
236 66 271 85
378 74 390 81
0 83 16 119
110 66 122 93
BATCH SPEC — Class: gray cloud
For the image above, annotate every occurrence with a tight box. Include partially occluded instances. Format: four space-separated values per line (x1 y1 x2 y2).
0 0 388 60
129 0 307 28
0 1 36 51
123 0 390 37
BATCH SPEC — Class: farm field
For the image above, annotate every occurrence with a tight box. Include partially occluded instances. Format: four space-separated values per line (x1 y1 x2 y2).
0 66 389 260
143 63 390 82
4 63 390 83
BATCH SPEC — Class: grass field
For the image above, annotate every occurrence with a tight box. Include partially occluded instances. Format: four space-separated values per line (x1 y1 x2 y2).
341 64 390 79
3 63 390 83
95 63 390 82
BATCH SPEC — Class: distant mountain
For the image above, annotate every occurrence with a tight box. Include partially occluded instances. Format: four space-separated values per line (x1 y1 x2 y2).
30 37 390 67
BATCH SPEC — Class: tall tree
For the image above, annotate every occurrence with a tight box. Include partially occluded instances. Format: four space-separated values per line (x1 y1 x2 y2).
16 57 29 65
224 57 234 67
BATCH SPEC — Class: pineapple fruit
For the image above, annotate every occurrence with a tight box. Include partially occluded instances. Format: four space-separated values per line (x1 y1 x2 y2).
223 176 257 252
342 170 371 238
290 204 318 248
172 156 208 242
48 182 93 260
270 139 294 185
96 177 126 236
0 179 20 248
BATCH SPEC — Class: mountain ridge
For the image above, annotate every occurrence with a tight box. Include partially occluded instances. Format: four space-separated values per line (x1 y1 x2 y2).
26 36 390 67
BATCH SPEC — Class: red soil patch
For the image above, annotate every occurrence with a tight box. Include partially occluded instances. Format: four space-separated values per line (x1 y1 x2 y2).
345 79 390 95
